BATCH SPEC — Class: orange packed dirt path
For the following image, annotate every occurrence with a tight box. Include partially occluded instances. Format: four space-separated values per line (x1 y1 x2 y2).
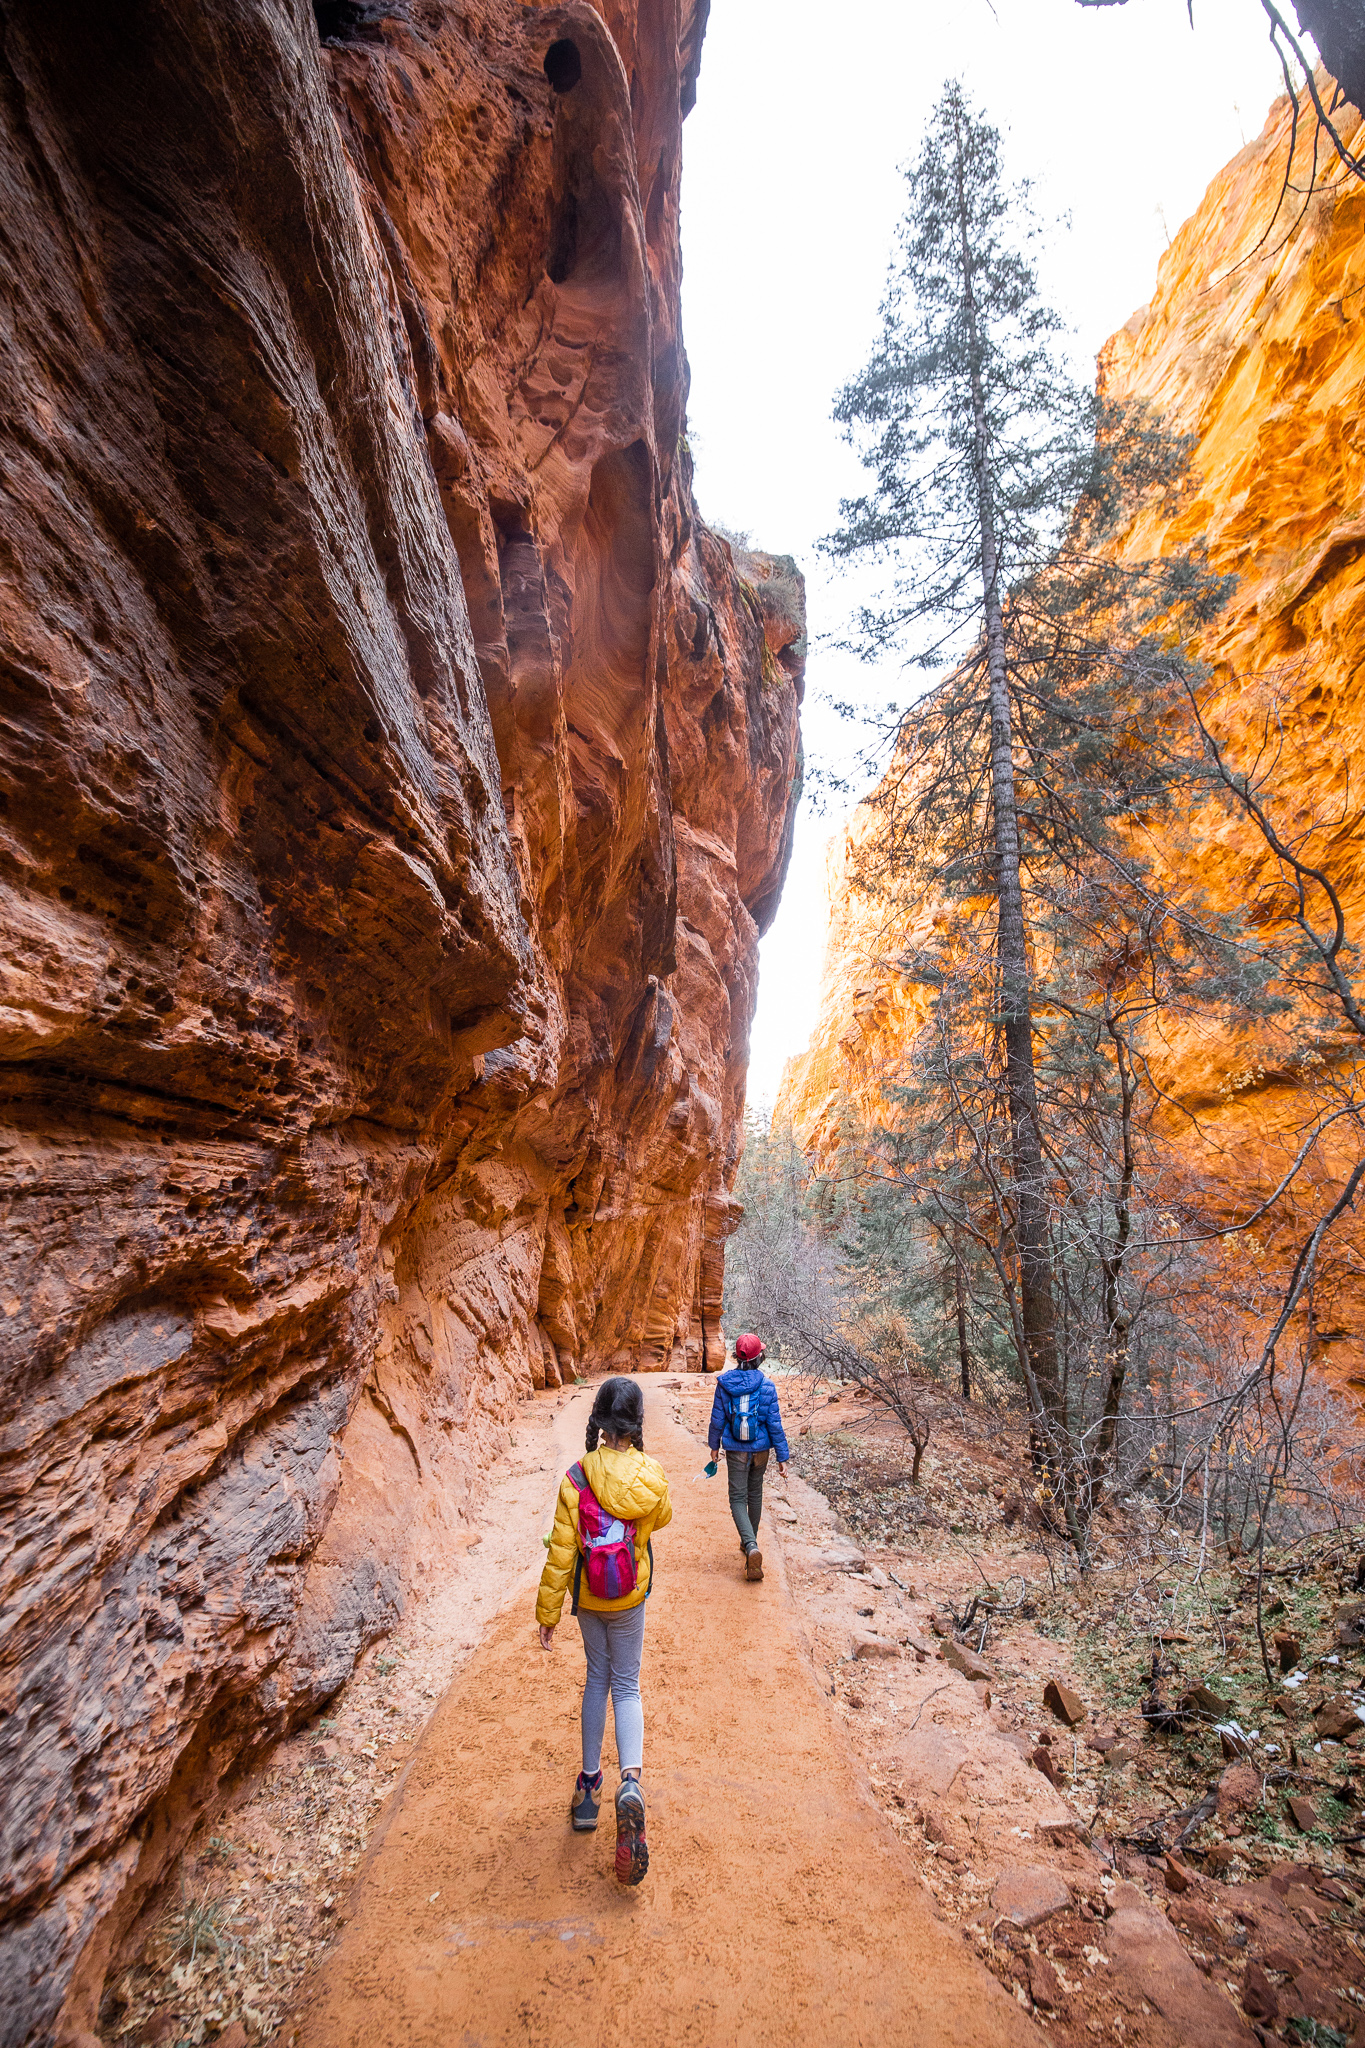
291 1390 1037 2047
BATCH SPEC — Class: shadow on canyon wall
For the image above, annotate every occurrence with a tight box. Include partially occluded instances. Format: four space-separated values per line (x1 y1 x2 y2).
0 2 803 2038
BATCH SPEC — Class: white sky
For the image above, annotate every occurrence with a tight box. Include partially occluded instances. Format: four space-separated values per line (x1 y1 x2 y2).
678 0 1289 1110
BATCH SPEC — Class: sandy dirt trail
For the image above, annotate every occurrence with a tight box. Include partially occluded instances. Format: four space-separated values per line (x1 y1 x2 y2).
293 1387 1037 2048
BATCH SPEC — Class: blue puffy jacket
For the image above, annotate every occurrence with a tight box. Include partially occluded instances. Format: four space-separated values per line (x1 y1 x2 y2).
708 1366 790 1461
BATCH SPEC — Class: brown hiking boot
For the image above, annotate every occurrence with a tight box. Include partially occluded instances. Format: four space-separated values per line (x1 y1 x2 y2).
571 1769 603 1831
614 1776 648 1885
745 1547 764 1581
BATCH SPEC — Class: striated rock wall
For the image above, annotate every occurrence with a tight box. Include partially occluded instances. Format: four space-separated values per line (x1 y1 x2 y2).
780 85 1365 1369
0 2 803 2039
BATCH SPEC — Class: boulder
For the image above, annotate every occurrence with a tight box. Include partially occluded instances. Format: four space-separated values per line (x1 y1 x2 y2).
1103 1890 1255 2046
1335 1602 1365 1648
1287 1794 1321 1832
1028 1954 1063 2012
1180 1682 1233 1721
1240 1962 1279 2023
942 1638 995 1682
892 1728 971 1800
898 1727 1074 1830
1216 1761 1262 1818
919 1803 953 1845
1171 1897 1224 1945
991 1865 1073 1930
852 1632 900 1661
1032 1744 1065 1789
1315 1695 1364 1741
1043 1678 1086 1726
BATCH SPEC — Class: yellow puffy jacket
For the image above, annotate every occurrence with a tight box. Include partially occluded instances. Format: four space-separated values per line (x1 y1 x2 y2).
536 1445 673 1628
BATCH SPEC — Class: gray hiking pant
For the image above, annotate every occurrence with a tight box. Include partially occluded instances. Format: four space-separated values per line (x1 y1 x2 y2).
726 1447 770 1552
577 1602 646 1775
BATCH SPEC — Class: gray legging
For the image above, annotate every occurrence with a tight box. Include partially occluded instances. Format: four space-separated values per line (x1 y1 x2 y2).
577 1602 646 1774
726 1447 770 1551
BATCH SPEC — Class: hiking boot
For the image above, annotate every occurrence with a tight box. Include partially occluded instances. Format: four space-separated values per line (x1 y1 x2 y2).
614 1776 648 1885
571 1769 603 1832
745 1547 764 1582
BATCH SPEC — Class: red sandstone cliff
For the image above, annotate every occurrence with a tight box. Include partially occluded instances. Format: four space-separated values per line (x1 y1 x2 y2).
0 3 803 2038
780 86 1365 1375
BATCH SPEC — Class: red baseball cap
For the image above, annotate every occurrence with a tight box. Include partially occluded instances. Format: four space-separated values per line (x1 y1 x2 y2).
734 1332 764 1361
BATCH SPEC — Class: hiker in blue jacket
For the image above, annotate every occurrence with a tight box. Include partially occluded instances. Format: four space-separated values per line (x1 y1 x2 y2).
707 1331 790 1581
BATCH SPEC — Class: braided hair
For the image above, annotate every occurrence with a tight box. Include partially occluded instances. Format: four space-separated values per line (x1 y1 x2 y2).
585 1375 645 1454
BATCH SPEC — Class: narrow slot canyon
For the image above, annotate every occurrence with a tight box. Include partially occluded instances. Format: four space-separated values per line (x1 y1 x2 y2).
4 4 1365 2046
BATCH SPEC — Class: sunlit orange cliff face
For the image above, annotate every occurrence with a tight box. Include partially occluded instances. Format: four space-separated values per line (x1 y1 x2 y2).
778 85 1365 1399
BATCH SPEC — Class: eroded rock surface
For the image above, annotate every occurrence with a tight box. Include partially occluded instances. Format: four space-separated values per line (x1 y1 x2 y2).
0 2 803 2038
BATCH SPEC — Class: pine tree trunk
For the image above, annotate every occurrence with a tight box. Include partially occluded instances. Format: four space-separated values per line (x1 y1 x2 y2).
949 108 1063 1435
952 1228 972 1401
1090 1010 1135 1479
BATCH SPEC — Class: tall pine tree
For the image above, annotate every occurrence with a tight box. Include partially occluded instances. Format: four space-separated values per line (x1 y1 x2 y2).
826 81 1085 1438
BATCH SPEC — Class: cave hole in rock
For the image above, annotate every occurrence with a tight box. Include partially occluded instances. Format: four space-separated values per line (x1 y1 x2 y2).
544 39 582 93
312 0 394 44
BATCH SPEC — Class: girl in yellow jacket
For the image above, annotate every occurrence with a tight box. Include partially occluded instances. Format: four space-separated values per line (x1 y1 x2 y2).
536 1376 672 1885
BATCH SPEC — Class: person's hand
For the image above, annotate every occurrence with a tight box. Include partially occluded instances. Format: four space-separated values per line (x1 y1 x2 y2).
778 1462 789 1477
538 1624 555 1650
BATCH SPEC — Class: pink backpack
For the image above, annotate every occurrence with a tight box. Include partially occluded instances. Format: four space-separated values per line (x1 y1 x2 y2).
568 1462 639 1602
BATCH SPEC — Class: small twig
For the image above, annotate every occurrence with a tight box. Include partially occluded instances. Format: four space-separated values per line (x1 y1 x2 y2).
1195 1446 1211 1586
955 1541 995 1593
907 1683 953 1730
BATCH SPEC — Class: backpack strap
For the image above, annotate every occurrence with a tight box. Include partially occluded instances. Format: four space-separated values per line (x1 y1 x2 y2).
567 1462 595 1615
